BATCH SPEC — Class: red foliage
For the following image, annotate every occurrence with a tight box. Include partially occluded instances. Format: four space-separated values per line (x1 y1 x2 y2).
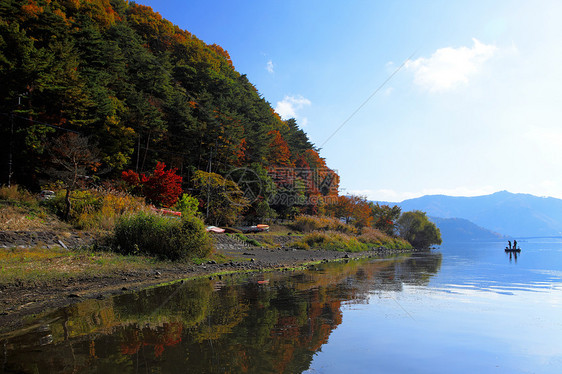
121 162 183 207
143 162 183 207
121 169 141 186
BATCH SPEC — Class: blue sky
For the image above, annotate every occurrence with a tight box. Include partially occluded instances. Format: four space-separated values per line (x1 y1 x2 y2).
137 0 562 202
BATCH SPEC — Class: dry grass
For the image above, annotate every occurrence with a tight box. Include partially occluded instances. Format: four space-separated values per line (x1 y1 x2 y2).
292 226 412 252
73 189 149 230
292 230 368 252
290 215 357 234
0 185 69 231
0 185 37 205
358 227 412 249
43 188 150 231
0 205 68 231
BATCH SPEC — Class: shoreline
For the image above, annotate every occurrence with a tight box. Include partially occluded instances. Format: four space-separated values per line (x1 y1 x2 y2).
0 233 415 334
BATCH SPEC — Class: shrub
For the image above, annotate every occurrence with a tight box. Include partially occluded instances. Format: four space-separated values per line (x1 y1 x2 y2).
290 215 356 234
122 162 183 207
113 212 212 260
174 193 200 217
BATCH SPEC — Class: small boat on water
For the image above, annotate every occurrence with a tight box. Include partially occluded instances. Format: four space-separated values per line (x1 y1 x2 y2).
505 248 521 253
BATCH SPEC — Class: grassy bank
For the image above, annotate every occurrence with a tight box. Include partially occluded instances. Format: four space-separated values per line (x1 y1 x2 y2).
0 246 160 285
290 215 412 251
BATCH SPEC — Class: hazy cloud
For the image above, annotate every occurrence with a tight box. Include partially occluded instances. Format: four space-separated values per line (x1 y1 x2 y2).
275 95 311 123
266 60 274 73
348 186 499 203
406 38 497 92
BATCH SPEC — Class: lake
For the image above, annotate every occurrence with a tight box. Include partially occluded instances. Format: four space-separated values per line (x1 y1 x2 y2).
2 239 561 373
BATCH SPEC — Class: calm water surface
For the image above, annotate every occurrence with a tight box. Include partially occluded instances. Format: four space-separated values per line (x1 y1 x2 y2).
2 239 561 373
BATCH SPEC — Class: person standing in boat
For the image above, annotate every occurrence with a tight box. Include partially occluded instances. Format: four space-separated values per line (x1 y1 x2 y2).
513 240 517 249
508 240 512 249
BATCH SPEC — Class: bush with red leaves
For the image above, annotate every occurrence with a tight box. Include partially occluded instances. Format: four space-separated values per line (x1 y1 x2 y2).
121 162 182 207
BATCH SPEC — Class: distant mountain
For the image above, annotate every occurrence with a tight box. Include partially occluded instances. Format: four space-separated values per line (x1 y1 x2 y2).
385 191 562 237
429 217 504 243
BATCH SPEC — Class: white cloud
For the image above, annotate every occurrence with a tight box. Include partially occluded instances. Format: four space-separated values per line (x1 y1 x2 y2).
406 38 497 92
275 95 311 124
266 60 274 73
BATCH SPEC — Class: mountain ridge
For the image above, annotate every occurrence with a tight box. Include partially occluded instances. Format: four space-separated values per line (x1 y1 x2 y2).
428 216 505 243
377 191 562 237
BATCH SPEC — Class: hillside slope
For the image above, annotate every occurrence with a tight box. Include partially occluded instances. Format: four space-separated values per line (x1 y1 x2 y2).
0 0 335 191
429 216 504 243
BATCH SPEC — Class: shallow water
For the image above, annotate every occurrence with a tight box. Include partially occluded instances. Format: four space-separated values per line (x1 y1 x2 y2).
2 239 561 373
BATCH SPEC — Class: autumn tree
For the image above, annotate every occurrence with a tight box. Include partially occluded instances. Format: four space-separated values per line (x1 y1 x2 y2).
191 170 249 226
327 195 372 228
267 130 292 166
122 161 182 207
46 133 101 220
370 203 401 236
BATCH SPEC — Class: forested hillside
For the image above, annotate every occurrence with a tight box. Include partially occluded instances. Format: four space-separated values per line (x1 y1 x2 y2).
0 0 338 218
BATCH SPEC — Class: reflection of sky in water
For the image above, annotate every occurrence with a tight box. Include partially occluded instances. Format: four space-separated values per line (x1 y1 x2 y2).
307 240 562 374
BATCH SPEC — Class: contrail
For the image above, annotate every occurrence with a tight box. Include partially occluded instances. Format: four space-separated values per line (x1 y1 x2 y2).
320 51 416 149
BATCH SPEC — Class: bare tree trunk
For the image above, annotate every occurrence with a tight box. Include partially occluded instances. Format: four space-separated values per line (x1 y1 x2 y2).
64 188 72 221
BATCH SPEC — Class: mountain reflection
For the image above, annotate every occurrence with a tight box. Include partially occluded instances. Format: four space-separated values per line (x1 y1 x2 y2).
2 253 441 374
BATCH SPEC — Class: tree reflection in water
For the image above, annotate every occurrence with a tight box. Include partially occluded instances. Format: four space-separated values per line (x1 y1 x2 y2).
1 252 441 374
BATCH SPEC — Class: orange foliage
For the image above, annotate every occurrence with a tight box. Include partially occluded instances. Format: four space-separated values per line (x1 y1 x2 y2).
267 130 292 167
209 44 233 67
21 0 44 18
328 195 372 227
52 8 69 23
235 138 247 166
64 0 118 28
301 149 325 169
